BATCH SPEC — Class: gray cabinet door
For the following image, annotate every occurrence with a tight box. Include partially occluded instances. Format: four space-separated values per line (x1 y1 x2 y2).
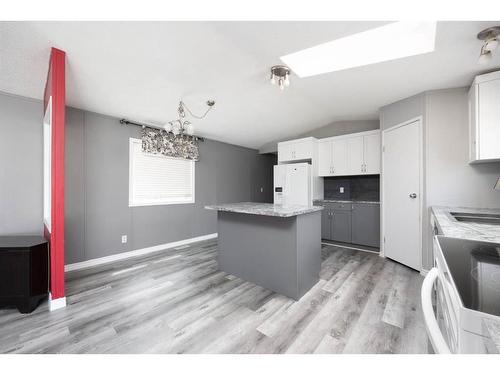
351 203 380 247
331 210 352 243
316 203 332 240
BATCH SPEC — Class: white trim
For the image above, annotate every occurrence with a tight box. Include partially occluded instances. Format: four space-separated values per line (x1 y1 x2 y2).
420 268 429 276
65 233 218 272
48 293 66 311
381 116 424 271
321 242 379 255
43 97 52 232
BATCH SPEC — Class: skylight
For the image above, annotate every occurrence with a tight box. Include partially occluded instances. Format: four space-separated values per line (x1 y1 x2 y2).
280 22 437 78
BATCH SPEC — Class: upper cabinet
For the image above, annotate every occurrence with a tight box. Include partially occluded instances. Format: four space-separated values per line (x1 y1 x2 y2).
318 138 349 175
363 133 381 174
469 70 500 163
318 130 381 177
277 137 316 163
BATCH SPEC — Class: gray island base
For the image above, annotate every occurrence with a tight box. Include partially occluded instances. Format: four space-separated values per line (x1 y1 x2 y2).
205 202 323 300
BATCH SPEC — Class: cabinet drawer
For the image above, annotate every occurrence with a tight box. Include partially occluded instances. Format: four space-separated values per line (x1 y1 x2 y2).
331 202 352 211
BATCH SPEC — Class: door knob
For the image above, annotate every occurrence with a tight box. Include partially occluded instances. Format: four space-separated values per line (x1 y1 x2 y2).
409 193 417 198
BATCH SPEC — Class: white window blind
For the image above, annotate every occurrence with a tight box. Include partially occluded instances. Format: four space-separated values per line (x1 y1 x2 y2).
129 138 195 206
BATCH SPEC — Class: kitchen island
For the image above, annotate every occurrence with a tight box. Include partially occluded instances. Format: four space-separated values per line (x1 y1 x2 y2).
205 202 323 300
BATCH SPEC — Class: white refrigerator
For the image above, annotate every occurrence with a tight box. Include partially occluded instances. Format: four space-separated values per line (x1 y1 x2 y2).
273 163 312 207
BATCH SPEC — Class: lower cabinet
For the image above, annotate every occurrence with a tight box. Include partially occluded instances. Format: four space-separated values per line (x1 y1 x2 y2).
331 208 352 243
319 203 352 244
317 202 380 248
351 203 380 247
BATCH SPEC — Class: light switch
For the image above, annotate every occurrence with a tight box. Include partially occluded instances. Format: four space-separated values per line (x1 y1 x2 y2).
340 187 344 193
260 187 264 193
121 235 127 244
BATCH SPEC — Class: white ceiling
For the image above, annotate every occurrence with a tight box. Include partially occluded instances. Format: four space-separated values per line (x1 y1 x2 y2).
1 21 499 149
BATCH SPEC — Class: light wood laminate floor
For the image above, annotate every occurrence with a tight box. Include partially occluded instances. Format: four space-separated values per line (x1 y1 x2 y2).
0 240 429 354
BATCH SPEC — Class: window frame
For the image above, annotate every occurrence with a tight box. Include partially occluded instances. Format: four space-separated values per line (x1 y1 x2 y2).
128 137 195 207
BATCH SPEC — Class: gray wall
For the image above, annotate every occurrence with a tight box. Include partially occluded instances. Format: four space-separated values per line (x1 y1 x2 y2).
0 92 43 236
65 108 276 264
259 120 379 154
0 91 276 264
380 88 500 270
379 93 426 131
425 88 500 267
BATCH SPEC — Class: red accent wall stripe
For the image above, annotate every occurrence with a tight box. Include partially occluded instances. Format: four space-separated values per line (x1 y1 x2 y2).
44 47 66 300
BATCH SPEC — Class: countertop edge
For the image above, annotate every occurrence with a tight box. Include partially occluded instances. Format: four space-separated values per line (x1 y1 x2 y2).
204 203 323 218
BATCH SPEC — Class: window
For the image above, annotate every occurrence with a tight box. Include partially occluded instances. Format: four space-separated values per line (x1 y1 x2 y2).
129 138 195 206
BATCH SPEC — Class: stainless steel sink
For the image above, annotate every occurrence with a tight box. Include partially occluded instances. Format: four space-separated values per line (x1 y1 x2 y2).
450 212 500 225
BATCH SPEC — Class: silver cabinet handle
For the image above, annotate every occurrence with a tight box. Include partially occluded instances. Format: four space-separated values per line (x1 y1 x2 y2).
409 193 417 198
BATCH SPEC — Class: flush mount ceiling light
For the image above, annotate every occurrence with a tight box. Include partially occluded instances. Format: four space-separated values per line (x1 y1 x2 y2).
280 22 437 78
477 26 500 65
270 65 291 90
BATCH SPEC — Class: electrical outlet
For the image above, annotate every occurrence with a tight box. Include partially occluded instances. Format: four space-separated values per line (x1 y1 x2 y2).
121 235 127 244
340 187 345 193
260 187 264 193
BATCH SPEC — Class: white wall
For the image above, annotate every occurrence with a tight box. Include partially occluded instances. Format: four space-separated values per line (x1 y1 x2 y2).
424 88 500 268
381 88 500 270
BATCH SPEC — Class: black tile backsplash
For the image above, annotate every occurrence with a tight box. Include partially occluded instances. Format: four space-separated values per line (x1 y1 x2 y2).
324 175 380 201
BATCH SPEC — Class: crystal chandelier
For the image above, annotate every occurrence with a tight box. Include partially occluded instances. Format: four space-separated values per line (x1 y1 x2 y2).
270 65 291 91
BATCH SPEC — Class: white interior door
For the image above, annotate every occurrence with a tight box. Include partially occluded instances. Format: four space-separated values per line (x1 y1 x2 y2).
363 133 381 174
347 136 364 175
383 119 421 271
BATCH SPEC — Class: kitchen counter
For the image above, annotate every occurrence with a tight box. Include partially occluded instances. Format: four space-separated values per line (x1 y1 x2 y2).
432 206 500 353
205 202 323 218
431 206 500 243
314 199 380 204
483 318 500 354
205 202 321 300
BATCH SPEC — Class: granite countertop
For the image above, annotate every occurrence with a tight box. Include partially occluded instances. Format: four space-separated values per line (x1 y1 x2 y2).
431 206 500 243
204 202 323 218
314 199 380 204
483 318 500 354
432 205 500 350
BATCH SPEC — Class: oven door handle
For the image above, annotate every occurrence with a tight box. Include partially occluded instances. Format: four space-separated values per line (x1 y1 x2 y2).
421 267 451 354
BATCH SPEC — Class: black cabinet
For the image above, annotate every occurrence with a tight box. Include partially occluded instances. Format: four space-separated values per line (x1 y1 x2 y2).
351 203 380 247
0 236 49 313
316 202 380 249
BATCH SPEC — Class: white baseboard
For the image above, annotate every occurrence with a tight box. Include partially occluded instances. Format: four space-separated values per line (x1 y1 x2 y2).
322 242 380 255
65 233 218 272
48 293 66 311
